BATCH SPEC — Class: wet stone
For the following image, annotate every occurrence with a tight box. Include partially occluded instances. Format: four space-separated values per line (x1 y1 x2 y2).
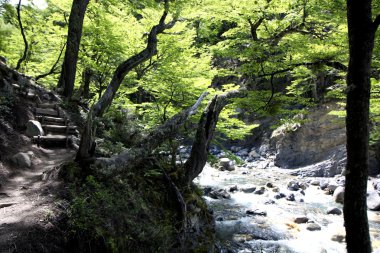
294 216 309 224
274 193 286 199
327 207 342 215
246 209 267 216
209 189 231 199
241 186 256 193
306 223 321 231
229 185 238 192
286 193 295 201
254 187 266 195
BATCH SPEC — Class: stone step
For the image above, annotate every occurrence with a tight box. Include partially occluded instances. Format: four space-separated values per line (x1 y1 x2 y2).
32 135 73 147
42 125 79 135
37 103 58 109
35 108 59 117
36 116 68 126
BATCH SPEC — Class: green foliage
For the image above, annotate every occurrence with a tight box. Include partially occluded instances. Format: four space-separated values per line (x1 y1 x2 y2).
69 174 176 252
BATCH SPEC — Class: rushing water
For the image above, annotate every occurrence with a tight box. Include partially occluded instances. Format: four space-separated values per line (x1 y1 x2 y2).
194 160 380 253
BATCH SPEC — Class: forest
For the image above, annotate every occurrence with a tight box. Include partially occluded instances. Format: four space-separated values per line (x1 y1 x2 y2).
0 0 379 252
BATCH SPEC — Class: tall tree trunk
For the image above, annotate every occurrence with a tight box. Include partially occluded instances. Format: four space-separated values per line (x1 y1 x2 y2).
344 1 379 252
57 0 89 99
76 0 176 161
15 0 28 71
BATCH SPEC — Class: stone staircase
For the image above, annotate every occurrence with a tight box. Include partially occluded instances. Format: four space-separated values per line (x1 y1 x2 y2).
32 102 79 149
13 83 80 149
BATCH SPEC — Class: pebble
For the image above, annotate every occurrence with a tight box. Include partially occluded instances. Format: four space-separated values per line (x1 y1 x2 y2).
246 209 267 216
294 216 309 224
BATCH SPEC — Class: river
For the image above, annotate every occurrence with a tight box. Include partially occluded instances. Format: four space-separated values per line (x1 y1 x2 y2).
194 156 380 253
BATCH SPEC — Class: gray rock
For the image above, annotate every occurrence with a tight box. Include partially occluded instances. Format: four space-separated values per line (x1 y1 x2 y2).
331 234 345 243
310 180 320 186
237 149 249 157
219 158 231 171
287 181 300 191
249 150 260 158
246 209 267 216
229 185 238 192
266 182 274 188
286 193 295 201
294 216 309 224
209 189 231 199
327 207 342 215
264 199 275 205
230 146 241 152
26 120 44 137
274 193 286 199
241 186 256 193
327 184 339 192
333 186 345 204
254 186 266 195
367 190 380 211
306 223 321 231
11 152 31 168
257 160 269 169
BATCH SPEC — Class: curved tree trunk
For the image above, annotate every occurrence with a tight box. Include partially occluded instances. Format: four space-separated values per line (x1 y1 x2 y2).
57 0 90 99
344 1 379 252
15 0 28 71
76 0 176 161
184 90 245 185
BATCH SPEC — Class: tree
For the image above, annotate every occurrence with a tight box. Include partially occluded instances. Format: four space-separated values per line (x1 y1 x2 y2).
57 0 89 99
76 0 176 160
344 1 380 252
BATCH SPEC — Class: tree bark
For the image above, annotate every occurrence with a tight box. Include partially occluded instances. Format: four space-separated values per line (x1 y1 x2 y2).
15 0 28 71
344 1 378 252
81 67 92 98
91 92 208 173
184 90 245 185
76 0 176 161
57 0 90 99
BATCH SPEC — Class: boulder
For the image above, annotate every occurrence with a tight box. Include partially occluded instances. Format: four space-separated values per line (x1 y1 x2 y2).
229 185 238 192
219 158 235 171
274 193 286 199
327 207 342 215
249 150 260 158
327 184 339 192
367 190 380 211
286 193 295 201
209 189 231 199
246 209 267 216
310 180 320 186
294 216 309 224
254 187 266 195
306 223 321 231
26 120 44 137
237 148 249 157
333 186 345 204
241 186 256 193
287 181 300 191
11 152 31 168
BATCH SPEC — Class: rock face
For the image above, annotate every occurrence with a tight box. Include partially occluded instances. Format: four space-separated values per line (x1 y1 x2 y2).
11 152 32 168
26 120 44 137
271 103 346 171
269 103 380 176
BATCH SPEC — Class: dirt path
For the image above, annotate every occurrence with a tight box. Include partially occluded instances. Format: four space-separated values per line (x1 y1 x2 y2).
0 146 75 253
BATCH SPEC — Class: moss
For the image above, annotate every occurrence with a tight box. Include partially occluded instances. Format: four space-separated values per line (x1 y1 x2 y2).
67 173 177 252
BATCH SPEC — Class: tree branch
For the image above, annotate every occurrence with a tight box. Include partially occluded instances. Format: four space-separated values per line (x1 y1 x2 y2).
35 42 66 81
15 0 28 70
92 92 209 172
248 18 264 41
